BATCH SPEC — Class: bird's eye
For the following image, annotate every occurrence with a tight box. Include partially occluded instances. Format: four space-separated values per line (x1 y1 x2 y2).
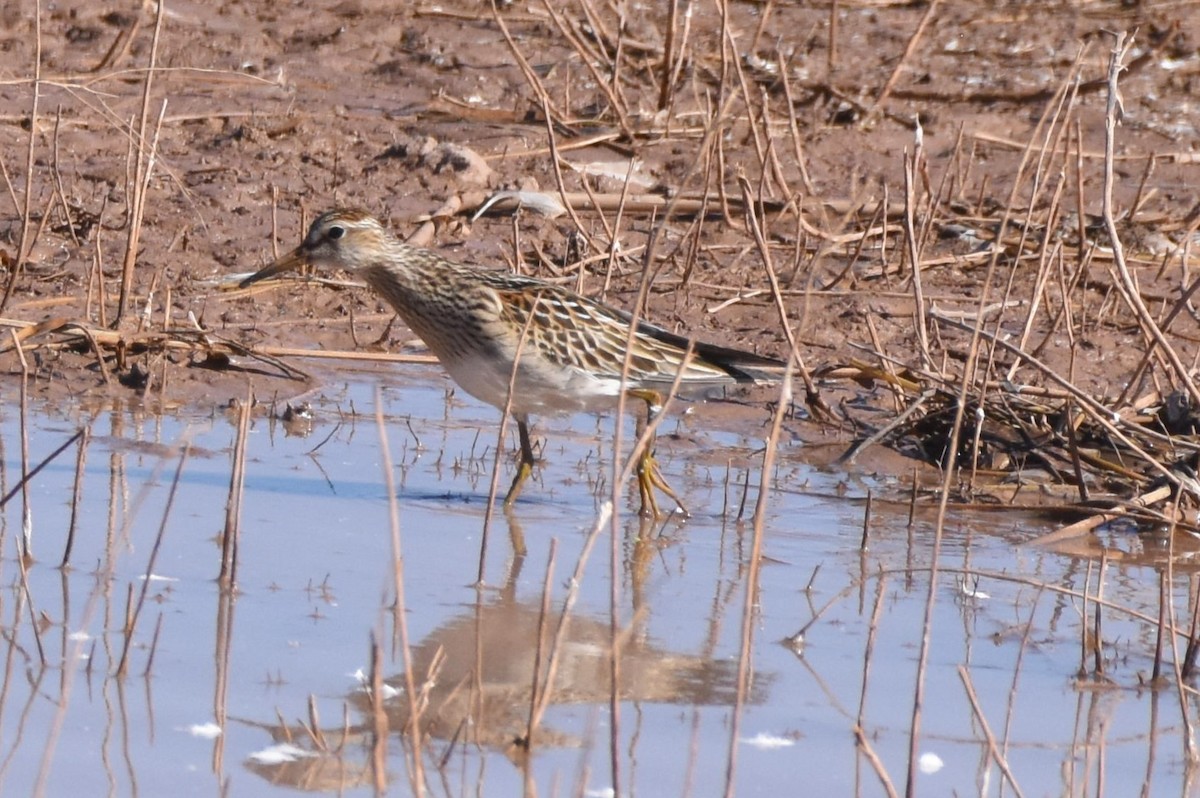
328 225 346 241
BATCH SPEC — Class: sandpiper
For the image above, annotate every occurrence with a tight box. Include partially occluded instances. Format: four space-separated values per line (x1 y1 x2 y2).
241 209 785 516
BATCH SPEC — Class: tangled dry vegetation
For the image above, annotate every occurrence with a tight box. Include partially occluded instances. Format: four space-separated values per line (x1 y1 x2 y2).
1 3 1200 550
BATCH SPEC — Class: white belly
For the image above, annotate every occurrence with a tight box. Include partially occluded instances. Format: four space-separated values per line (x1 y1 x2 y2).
441 353 622 416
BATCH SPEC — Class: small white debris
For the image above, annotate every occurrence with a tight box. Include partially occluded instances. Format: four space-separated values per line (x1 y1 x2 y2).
139 574 178 582
583 789 615 798
351 668 401 698
918 752 944 774
742 53 779 76
247 743 314 765
68 631 91 642
187 722 222 739
958 578 990 600
741 732 795 750
473 190 566 220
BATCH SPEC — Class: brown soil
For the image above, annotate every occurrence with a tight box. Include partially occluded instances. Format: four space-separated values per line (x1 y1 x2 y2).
2 2 1199 493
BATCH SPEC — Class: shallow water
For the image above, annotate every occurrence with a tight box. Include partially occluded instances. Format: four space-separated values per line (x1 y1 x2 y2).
0 367 1194 796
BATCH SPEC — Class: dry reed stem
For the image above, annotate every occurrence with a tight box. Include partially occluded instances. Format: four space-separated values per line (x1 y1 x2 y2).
374 388 426 794
657 0 679 111
597 160 636 300
523 538 557 754
368 633 388 793
723 355 794 798
854 729 900 798
0 152 20 227
736 176 826 416
30 569 114 794
9 329 33 560
218 389 252 587
0 320 313 382
1154 570 1170 683
537 94 592 254
116 1 165 323
957 665 1027 798
116 442 189 678
903 139 931 367
14 540 46 669
49 107 78 247
1094 552 1108 676
90 11 141 73
61 426 91 568
141 612 163 678
291 700 326 750
1116 275 1200 410
859 491 872 552
915 122 960 257
1161 493 1198 761
529 502 612 731
1185 585 1200 681
1100 35 1200 409
854 573 899 797
0 0 41 314
306 695 328 751
969 130 1200 164
270 185 280 260
997 116 1078 384
903 119 1020 794
998 587 1044 769
971 55 1081 434
0 429 84 513
475 189 893 232
478 131 624 163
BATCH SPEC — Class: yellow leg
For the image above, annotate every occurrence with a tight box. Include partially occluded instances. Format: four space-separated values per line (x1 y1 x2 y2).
503 415 537 506
636 452 660 518
629 390 688 518
638 448 686 518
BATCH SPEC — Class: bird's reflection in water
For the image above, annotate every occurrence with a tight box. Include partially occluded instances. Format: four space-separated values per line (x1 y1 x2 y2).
243 522 772 792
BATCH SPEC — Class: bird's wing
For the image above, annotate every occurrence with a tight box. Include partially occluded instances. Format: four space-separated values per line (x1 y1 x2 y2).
493 282 783 386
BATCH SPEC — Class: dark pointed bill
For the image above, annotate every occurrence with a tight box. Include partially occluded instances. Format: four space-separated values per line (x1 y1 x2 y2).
239 248 308 289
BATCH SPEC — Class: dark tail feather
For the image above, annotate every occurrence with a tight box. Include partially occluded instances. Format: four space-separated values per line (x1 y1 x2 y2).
636 318 788 384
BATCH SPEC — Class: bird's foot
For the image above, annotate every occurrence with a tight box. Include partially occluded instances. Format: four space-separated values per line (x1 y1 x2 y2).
637 450 688 519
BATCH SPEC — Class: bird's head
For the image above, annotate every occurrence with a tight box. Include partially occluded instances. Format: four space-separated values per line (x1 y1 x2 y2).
240 209 391 287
